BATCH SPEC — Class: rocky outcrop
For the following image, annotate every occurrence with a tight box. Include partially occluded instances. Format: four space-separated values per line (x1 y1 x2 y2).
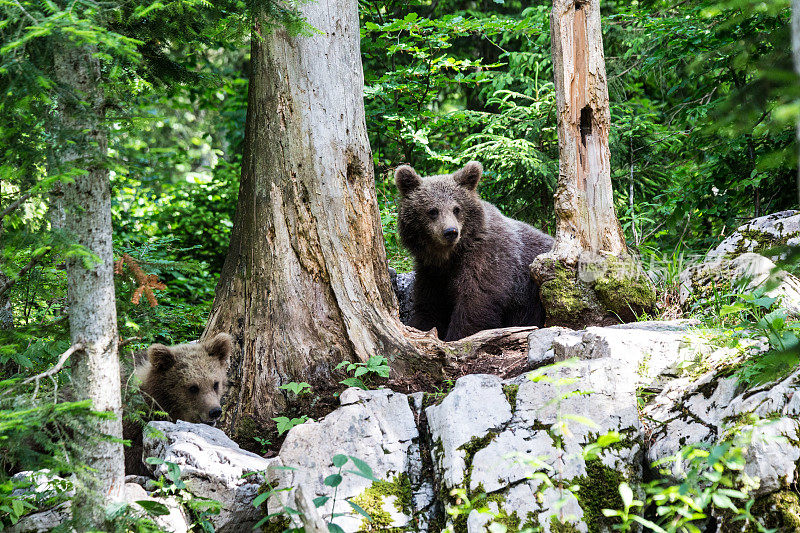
143 421 277 532
12 321 798 532
122 320 797 533
680 211 800 315
706 210 799 262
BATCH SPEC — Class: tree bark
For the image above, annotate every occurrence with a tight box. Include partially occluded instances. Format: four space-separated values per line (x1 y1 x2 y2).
531 0 655 328
53 46 124 525
205 0 429 435
793 0 800 206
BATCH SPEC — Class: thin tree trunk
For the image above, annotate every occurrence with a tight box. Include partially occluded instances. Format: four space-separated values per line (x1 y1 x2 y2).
205 0 429 434
53 46 124 525
531 0 654 328
793 0 800 206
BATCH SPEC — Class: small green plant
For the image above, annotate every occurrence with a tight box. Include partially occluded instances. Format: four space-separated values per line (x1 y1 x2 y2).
145 457 221 532
254 436 273 455
253 455 377 531
279 382 312 397
335 355 390 390
603 435 770 533
0 477 51 527
272 415 309 436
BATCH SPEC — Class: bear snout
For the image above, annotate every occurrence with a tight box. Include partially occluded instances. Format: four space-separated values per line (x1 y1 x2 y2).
443 227 459 243
209 407 222 420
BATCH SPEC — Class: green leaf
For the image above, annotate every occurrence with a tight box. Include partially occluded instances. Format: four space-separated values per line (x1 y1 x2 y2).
632 515 668 533
340 377 367 389
313 496 330 508
596 431 621 447
711 492 735 510
252 491 272 508
136 500 170 516
347 456 377 481
324 474 343 487
346 499 372 520
332 454 348 468
619 482 633 509
328 522 346 533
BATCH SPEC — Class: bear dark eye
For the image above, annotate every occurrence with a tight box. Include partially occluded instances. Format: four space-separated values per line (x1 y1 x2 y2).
453 206 461 216
427 208 439 219
213 381 220 392
189 385 200 394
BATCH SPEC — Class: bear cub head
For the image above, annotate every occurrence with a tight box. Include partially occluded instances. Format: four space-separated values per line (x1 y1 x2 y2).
138 333 233 425
395 161 485 266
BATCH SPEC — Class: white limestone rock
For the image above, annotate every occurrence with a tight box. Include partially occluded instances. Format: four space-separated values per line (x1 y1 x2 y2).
426 374 513 490
143 420 278 532
269 388 421 532
706 210 800 262
680 252 800 315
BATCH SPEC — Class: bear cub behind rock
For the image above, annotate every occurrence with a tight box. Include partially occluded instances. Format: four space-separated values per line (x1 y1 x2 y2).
396 161 553 341
124 333 232 475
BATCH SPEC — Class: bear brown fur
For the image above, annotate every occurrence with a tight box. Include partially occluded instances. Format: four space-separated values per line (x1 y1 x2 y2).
123 333 232 475
395 161 553 341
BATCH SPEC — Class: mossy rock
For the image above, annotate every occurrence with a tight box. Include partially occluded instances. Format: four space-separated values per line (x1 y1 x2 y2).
539 262 591 323
351 474 413 531
536 255 655 328
571 459 625 533
593 271 656 320
733 490 800 533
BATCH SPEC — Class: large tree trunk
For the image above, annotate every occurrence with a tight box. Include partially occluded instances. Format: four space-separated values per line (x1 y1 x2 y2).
793 0 800 206
204 0 428 435
531 0 655 328
54 46 124 526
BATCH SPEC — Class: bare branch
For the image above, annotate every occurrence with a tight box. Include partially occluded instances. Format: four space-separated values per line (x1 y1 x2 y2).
0 248 50 299
119 336 142 348
0 192 33 222
6 343 85 399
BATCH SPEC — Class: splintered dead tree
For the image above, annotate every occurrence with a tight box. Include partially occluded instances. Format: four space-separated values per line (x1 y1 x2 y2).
531 0 655 328
203 0 433 436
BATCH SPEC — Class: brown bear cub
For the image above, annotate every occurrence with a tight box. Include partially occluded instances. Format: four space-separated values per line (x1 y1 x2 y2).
124 333 233 475
396 161 554 341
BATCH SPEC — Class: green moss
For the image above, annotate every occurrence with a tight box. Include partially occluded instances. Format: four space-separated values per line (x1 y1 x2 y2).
540 262 589 321
260 515 291 533
502 384 519 411
478 492 521 531
592 257 656 319
351 474 413 531
550 515 582 533
571 459 625 533
459 432 497 497
736 228 799 258
234 415 276 454
739 490 800 533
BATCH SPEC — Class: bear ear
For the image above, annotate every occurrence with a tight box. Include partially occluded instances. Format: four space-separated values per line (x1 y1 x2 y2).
394 165 422 196
204 333 233 367
454 161 483 190
147 344 175 373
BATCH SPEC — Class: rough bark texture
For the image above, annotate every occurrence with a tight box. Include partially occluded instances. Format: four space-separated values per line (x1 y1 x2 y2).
549 0 625 258
531 0 655 329
54 46 125 524
793 0 800 206
205 0 427 435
